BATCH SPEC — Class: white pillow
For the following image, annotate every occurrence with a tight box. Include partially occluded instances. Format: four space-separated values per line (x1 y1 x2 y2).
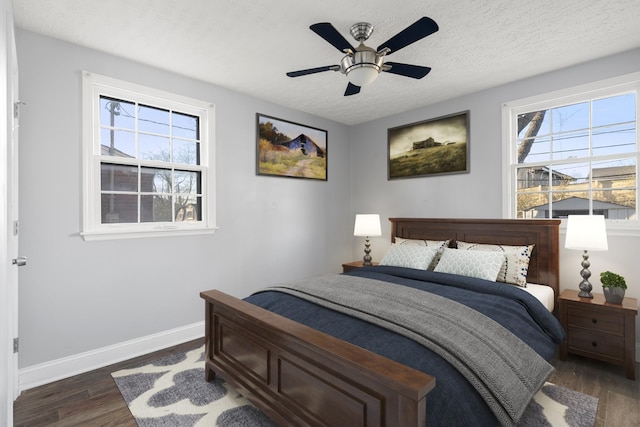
456 242 534 287
380 245 439 270
433 248 505 281
394 238 449 270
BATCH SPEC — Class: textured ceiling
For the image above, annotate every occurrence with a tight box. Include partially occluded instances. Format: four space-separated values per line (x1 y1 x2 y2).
12 0 640 125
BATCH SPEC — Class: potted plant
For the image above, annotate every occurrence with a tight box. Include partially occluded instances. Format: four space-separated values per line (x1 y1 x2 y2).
600 271 627 304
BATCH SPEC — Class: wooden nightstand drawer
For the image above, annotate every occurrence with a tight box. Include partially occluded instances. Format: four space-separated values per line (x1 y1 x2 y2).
559 289 637 380
567 328 625 362
567 306 624 336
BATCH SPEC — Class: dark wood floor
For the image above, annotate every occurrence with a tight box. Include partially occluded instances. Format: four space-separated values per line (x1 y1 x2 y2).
13 339 640 427
13 339 204 427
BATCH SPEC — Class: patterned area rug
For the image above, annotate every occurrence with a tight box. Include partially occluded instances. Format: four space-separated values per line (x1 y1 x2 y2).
112 346 598 427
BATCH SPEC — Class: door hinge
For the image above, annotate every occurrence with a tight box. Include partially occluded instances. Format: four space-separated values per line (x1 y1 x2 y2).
13 338 19 353
14 101 25 119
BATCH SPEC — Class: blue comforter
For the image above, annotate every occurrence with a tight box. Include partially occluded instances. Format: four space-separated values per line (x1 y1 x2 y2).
245 266 565 427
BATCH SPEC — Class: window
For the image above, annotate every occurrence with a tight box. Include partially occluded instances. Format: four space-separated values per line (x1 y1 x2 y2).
82 72 216 240
503 73 639 225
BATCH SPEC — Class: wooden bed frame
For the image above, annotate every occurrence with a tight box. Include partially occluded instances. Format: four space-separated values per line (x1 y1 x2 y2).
200 218 560 426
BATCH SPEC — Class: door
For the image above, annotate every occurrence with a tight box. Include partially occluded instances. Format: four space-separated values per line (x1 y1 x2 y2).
1 3 19 425
7 10 19 401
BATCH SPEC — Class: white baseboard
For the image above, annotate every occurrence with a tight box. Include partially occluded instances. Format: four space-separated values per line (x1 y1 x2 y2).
18 321 204 392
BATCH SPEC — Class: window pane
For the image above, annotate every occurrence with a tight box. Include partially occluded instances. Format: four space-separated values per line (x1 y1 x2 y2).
550 191 592 218
138 104 170 135
552 162 589 184
517 110 550 139
174 170 200 194
172 139 199 165
141 195 172 222
141 167 171 194
100 129 135 157
592 158 636 192
592 123 636 156
517 192 549 218
101 194 138 223
517 136 551 163
551 102 589 133
516 166 549 190
593 93 636 127
595 190 636 220
552 130 589 160
101 163 138 191
172 112 198 139
175 196 201 222
100 97 135 130
139 134 170 161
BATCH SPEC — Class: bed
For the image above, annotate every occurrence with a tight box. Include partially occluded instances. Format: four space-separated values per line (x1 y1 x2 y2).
200 218 564 426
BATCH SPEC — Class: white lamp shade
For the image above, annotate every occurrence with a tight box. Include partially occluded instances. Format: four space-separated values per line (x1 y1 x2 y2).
565 215 608 251
354 214 382 237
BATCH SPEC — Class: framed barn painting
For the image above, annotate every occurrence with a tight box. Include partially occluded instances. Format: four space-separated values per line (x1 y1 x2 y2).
256 113 327 180
388 111 469 179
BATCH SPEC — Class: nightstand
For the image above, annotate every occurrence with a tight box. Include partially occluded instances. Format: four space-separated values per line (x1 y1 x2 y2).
342 261 379 273
559 289 637 380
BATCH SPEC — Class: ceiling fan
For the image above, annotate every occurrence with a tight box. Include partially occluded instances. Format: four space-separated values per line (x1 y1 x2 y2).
286 17 439 96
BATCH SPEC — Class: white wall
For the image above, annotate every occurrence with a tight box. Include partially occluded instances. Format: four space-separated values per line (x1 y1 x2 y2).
16 29 353 369
350 47 640 359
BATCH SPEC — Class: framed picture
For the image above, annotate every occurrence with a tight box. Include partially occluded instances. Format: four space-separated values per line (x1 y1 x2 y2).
256 113 327 180
388 111 469 179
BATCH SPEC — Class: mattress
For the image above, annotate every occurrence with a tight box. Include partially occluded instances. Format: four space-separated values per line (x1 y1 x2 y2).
522 283 555 312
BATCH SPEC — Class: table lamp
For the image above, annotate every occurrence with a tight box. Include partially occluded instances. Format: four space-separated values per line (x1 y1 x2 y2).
353 214 382 266
564 215 608 298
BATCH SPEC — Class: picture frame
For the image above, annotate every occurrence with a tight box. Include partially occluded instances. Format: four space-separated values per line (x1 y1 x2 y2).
256 113 328 181
388 111 469 179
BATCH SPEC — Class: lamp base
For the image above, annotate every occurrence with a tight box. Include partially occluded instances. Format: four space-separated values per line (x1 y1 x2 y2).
578 288 594 298
577 250 593 298
362 237 373 266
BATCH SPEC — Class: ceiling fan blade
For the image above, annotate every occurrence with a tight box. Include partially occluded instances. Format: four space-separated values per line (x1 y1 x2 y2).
377 17 439 54
344 82 361 96
310 22 355 53
286 65 338 77
383 62 432 79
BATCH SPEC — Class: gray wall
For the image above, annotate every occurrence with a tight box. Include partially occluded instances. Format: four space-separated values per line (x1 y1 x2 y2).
349 47 640 352
17 26 640 370
16 29 353 368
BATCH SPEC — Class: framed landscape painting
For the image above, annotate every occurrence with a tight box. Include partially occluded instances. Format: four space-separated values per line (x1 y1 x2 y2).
388 111 469 179
256 113 327 180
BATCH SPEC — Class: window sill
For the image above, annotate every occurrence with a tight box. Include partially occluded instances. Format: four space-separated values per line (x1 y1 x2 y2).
560 220 640 238
81 226 219 241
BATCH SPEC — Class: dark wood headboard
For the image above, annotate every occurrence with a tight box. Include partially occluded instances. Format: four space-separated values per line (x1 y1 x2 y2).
389 218 561 300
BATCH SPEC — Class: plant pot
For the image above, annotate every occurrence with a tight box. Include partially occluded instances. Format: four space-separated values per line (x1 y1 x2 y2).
603 287 625 304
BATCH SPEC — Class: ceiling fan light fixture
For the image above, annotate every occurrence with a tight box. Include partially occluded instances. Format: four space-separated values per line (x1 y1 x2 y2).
343 47 384 86
346 64 380 86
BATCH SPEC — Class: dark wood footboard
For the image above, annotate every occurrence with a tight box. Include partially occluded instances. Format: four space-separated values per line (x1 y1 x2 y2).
200 289 436 427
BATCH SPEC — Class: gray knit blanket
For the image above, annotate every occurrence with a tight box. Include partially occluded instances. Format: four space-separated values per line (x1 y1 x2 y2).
264 274 554 426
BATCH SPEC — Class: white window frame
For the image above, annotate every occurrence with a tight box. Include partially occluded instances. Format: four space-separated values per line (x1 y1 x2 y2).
81 71 217 241
502 71 640 236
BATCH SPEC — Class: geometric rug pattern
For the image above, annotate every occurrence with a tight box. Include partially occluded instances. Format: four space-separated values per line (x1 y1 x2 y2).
112 346 598 427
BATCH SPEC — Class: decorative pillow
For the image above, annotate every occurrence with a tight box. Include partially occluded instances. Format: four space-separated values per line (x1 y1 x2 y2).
380 244 440 270
433 248 505 281
394 238 449 270
395 237 449 248
456 241 534 288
